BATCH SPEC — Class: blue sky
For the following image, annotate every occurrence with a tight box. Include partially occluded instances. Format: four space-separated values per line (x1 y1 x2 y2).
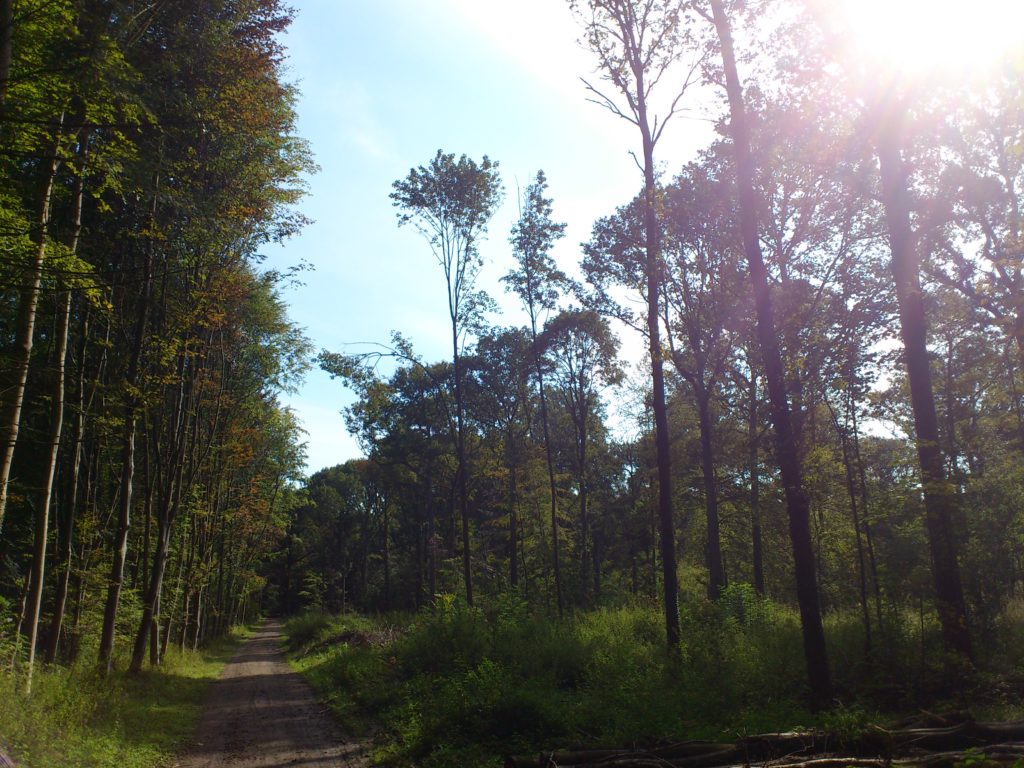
267 0 715 473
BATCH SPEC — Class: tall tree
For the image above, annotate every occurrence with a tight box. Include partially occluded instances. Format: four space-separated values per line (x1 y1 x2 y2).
698 0 832 705
504 170 568 614
873 94 972 661
662 159 746 600
572 0 699 649
540 309 622 604
391 151 502 606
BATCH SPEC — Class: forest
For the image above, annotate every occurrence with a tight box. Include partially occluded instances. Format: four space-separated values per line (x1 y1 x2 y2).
1 0 1023 767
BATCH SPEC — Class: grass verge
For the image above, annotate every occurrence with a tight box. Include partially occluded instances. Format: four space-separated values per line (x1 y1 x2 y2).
0 627 251 768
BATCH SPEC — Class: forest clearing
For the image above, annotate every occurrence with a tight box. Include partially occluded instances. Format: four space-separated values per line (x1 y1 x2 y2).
2 0 1024 766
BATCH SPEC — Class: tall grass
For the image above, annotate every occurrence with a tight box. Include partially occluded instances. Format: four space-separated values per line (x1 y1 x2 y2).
286 593 1024 768
0 630 245 768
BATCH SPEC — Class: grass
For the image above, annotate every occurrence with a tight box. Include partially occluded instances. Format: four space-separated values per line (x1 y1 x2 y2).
285 592 1024 768
0 628 250 768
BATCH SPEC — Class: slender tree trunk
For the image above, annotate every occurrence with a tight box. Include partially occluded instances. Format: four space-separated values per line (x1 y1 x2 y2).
707 0 831 706
830 398 873 660
45 124 92 662
9 571 30 668
508 434 519 587
383 497 391 612
636 77 680 650
98 248 153 672
130 517 172 672
192 586 204 650
0 118 64 534
149 589 160 666
749 374 765 595
131 356 194 671
451 322 474 606
24 289 72 690
45 307 87 663
875 105 972 662
849 374 884 629
530 313 563 617
578 417 590 606
426 470 436 600
696 381 725 600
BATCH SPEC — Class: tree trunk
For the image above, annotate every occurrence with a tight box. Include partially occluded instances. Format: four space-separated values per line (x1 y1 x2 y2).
131 352 197 671
578 417 590 606
98 247 153 672
45 124 92 662
636 67 680 651
24 288 72 691
696 381 725 600
749 374 765 595
427 470 437 600
875 107 972 662
0 119 64 534
829 397 873 660
45 306 87 663
130 516 172 672
452 322 474 606
383 496 391 612
508 434 519 588
707 0 831 706
530 314 563 617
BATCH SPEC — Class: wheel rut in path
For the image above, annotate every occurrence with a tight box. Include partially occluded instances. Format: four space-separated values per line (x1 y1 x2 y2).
176 619 368 768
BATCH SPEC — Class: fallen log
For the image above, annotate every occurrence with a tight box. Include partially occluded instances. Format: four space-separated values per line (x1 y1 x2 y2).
505 715 1024 768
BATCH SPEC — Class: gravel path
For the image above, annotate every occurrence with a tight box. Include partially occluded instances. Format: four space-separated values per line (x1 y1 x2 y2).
175 620 368 768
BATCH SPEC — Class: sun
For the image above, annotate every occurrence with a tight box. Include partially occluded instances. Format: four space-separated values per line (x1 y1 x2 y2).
835 0 1024 82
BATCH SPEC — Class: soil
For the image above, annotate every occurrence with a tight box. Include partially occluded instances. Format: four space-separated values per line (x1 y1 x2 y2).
175 619 368 768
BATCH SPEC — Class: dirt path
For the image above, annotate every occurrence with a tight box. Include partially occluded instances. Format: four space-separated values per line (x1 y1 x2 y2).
175 620 368 768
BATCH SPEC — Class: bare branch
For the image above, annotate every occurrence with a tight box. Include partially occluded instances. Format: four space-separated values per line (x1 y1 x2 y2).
581 77 640 125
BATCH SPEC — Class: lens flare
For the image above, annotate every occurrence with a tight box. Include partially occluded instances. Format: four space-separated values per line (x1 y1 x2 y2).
836 0 1024 81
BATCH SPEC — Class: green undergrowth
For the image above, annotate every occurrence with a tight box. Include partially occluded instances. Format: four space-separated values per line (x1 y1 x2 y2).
285 591 1024 768
0 626 251 768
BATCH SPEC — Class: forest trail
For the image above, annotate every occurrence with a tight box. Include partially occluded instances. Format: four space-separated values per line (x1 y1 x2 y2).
175 620 368 768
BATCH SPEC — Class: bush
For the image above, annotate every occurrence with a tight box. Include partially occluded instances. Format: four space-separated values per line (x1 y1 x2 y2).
282 611 331 652
285 598 1024 768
